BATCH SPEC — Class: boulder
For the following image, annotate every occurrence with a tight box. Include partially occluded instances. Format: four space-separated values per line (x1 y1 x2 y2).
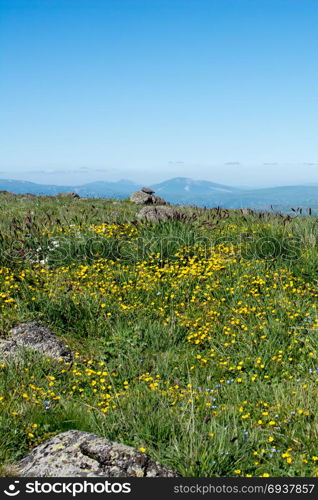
12 430 177 477
151 195 167 205
141 186 155 194
137 205 182 222
0 322 72 361
130 190 167 205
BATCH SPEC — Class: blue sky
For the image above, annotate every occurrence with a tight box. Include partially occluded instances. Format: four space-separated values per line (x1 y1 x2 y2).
1 0 318 187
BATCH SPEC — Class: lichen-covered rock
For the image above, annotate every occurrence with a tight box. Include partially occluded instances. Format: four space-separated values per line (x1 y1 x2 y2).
56 192 80 198
137 205 181 222
0 322 72 361
130 191 153 204
141 186 154 194
12 430 177 477
130 190 167 205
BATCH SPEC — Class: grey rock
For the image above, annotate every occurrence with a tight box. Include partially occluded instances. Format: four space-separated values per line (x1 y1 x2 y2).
151 195 167 205
137 205 181 222
130 191 153 204
0 322 72 361
141 186 155 194
12 430 177 477
130 191 167 205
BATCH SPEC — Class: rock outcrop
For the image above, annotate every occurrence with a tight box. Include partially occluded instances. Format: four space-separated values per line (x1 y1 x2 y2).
12 430 177 477
130 191 153 204
137 205 182 222
141 187 155 194
0 322 73 361
130 187 166 205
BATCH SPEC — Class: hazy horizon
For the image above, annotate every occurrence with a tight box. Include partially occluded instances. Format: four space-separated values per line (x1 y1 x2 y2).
1 166 318 190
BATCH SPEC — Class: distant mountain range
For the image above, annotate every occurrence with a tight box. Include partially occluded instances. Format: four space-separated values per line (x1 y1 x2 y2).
0 177 317 211
0 178 138 198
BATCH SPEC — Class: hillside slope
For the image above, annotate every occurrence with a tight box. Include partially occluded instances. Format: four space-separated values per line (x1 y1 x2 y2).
0 193 317 477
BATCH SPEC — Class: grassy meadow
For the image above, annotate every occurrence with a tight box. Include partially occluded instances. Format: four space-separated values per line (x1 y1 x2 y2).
0 192 317 477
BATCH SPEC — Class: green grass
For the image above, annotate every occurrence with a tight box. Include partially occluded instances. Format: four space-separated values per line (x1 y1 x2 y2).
0 193 317 477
